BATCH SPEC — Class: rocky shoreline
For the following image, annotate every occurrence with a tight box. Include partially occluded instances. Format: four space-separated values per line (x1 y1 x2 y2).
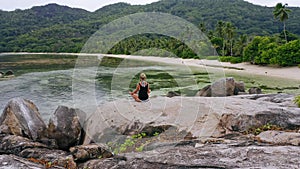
0 91 299 168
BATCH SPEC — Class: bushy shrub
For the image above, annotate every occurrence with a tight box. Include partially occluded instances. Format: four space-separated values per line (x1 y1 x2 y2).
229 57 243 64
205 56 219 60
219 56 242 64
243 36 267 63
219 56 231 62
255 42 278 65
243 37 300 66
274 40 300 66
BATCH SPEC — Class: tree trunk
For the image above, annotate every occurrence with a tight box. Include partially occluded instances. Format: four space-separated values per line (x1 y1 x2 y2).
230 40 233 56
283 22 287 43
222 40 226 56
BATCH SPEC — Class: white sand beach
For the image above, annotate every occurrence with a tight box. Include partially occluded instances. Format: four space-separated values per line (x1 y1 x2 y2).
2 52 299 81
103 54 300 81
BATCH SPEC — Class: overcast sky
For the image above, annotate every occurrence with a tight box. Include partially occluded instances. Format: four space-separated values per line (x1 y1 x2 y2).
1 0 300 12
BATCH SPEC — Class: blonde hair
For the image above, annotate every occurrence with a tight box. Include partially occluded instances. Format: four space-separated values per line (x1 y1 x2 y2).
140 73 146 80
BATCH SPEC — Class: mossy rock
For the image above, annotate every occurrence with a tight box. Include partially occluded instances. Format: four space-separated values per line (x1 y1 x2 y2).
5 70 14 76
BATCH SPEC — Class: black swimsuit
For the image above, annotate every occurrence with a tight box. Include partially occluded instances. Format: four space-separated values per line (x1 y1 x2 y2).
138 82 149 101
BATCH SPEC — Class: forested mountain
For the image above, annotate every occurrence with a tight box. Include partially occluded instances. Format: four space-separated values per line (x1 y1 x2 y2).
0 0 299 53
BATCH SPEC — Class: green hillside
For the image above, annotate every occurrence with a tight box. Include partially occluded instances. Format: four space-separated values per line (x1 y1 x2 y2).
0 0 299 53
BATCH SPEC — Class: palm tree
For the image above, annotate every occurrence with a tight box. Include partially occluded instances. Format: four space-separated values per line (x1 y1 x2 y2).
273 3 291 43
216 21 226 56
236 34 248 57
224 22 236 56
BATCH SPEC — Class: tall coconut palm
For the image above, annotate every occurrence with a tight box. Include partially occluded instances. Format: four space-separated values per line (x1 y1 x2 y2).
273 3 291 43
216 21 226 56
236 34 248 57
225 22 236 56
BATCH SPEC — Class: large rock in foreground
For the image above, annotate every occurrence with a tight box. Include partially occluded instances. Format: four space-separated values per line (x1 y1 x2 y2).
85 94 300 143
0 135 77 169
0 95 300 168
0 135 48 155
0 98 47 141
80 143 300 169
47 106 85 150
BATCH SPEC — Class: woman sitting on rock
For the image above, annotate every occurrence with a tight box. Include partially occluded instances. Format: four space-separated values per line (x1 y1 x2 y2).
129 73 151 102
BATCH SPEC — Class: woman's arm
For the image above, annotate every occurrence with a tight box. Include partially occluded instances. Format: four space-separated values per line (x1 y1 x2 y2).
147 84 151 94
130 83 140 95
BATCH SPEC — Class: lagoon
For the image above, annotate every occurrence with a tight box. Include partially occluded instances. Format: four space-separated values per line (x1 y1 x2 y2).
0 54 299 121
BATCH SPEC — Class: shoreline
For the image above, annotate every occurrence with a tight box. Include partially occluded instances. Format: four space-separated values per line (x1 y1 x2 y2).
103 54 300 81
1 52 300 81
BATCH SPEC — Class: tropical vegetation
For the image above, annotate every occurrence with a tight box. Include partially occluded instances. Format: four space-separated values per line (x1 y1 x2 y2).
0 0 299 66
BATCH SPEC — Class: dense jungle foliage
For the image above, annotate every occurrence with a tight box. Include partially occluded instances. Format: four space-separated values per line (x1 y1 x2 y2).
0 0 299 66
